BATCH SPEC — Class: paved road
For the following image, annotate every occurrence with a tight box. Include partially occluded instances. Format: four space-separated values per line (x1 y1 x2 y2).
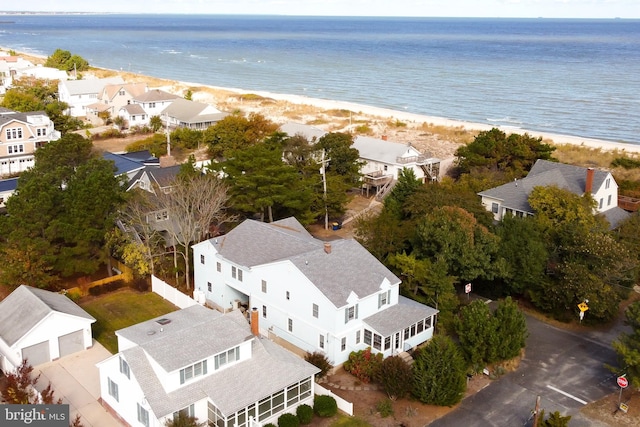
430 314 622 427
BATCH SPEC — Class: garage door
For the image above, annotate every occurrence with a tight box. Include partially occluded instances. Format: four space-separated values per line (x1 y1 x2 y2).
58 330 84 358
21 341 50 367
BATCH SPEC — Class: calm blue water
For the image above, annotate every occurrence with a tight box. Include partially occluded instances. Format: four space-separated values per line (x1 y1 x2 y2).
1 14 639 144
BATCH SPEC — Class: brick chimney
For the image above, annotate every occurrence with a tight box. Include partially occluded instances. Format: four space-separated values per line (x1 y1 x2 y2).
250 307 259 336
324 242 332 254
585 168 594 194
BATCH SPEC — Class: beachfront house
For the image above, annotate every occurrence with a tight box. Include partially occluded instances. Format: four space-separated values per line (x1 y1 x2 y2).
0 54 36 94
279 122 440 199
192 217 438 366
0 107 60 177
478 159 630 228
353 136 440 198
58 77 124 117
0 285 96 373
85 82 148 126
160 98 228 130
97 304 318 427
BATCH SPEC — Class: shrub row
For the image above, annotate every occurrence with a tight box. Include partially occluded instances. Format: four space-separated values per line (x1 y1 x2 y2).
268 397 337 427
87 279 127 296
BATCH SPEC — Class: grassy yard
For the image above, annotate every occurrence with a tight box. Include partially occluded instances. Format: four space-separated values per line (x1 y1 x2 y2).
80 289 179 354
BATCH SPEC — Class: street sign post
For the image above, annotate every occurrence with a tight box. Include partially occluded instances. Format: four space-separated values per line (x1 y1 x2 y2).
617 375 628 408
578 301 589 323
618 376 629 388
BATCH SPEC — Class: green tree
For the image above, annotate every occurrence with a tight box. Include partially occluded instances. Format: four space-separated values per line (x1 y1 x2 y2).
455 300 500 367
184 89 193 100
495 215 548 295
537 410 571 427
412 335 467 406
384 167 422 219
455 128 555 175
493 297 528 360
374 355 413 400
315 132 363 185
413 206 504 283
164 411 205 427
205 113 278 159
612 301 640 388
528 186 603 235
149 115 163 132
45 48 89 71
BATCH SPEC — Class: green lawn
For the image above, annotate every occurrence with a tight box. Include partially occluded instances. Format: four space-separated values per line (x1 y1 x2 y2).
80 289 179 354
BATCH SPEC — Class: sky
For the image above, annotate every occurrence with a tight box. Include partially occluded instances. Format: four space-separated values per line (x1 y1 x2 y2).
3 0 639 18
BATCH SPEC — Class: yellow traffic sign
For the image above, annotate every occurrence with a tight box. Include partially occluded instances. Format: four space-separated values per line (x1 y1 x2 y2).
578 302 589 312
619 402 629 413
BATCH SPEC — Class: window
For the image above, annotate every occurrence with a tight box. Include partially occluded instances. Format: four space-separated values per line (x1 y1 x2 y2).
356 330 361 344
119 90 125 96
608 195 612 206
286 291 290 300
173 404 194 420
344 304 358 323
155 210 168 222
373 334 382 351
214 346 240 370
599 198 603 209
108 377 119 401
216 262 221 272
200 254 205 264
312 303 319 318
384 336 391 350
364 329 372 345
606 178 611 189
137 403 149 427
319 334 325 349
238 269 243 282
262 280 267 293
341 337 346 351
417 319 424 334
36 128 46 137
179 360 208 384
5 128 23 140
491 202 499 214
7 144 24 154
149 102 156 108
378 290 390 308
288 318 293 332
207 282 212 292
232 266 237 279
119 357 130 379
262 305 267 318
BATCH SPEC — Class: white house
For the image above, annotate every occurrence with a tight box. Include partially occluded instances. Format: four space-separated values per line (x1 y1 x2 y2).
85 82 148 126
0 108 60 177
97 304 318 427
0 285 96 373
58 77 124 117
160 98 228 130
478 159 630 228
192 217 438 366
127 89 181 123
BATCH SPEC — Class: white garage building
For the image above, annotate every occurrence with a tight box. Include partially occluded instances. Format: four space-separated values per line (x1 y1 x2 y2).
0 285 96 373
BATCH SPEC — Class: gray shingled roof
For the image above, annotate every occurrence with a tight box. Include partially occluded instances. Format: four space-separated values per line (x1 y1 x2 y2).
160 98 216 122
133 89 180 103
121 307 318 417
116 305 248 372
601 206 631 229
210 218 400 307
478 159 610 214
0 110 47 126
60 77 124 96
280 122 328 142
0 285 95 346
353 136 429 164
120 104 146 115
363 296 439 337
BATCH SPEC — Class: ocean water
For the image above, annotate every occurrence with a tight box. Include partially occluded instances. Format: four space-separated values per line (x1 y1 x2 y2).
0 14 639 144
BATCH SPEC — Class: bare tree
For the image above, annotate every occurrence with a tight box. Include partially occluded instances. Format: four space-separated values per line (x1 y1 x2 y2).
154 173 234 289
118 189 166 276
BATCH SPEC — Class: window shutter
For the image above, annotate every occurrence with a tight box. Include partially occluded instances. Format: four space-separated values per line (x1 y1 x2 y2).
203 360 208 375
345 308 348 323
179 369 185 385
355 304 359 319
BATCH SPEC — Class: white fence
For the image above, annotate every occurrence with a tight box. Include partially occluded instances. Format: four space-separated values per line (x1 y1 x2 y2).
151 275 198 309
315 383 353 416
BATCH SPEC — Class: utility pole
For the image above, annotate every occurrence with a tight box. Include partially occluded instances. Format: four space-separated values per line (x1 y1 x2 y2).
319 149 331 230
532 395 540 426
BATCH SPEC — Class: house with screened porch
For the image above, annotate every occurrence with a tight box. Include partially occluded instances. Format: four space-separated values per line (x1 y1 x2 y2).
192 217 438 366
97 304 318 427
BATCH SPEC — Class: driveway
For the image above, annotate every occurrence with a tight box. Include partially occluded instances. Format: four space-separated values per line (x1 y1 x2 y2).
34 340 122 427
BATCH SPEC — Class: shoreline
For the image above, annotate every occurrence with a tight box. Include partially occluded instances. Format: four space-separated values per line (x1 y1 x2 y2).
4 46 640 155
